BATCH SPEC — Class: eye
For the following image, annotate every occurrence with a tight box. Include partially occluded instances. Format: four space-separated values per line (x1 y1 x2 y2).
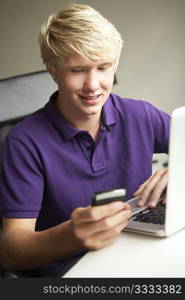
70 68 84 73
98 64 112 71
98 66 108 71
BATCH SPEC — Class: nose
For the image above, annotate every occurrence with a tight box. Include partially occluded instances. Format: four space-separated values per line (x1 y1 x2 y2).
83 70 99 92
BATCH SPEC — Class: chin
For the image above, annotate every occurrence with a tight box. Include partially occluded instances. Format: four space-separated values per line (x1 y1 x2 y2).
84 106 102 116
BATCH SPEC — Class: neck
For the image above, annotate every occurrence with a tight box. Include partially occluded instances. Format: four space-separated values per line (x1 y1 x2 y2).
83 118 101 141
55 95 101 141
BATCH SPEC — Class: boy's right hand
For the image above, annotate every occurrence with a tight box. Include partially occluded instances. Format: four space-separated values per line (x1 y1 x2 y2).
70 201 131 251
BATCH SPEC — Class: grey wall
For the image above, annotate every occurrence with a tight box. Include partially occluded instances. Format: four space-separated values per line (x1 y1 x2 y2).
0 0 185 114
0 0 69 79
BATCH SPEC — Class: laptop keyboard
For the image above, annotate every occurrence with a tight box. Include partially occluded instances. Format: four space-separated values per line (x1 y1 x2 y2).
132 202 165 225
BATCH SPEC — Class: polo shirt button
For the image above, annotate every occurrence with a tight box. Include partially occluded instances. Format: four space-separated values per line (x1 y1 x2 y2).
87 146 94 151
93 162 104 171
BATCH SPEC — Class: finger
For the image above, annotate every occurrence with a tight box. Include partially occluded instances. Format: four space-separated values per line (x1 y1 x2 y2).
100 220 128 239
137 169 167 207
133 176 152 196
146 172 168 208
93 209 131 234
72 201 127 224
74 208 131 238
90 221 128 249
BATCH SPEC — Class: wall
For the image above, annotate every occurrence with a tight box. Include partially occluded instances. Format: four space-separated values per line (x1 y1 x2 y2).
0 0 185 113
0 0 69 78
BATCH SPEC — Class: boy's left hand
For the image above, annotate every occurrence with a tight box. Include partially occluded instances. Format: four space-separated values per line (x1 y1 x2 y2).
133 168 168 208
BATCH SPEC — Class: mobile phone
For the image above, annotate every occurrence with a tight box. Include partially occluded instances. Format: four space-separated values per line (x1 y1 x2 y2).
92 188 126 206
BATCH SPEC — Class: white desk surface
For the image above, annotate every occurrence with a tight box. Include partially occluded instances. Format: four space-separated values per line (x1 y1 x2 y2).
64 230 185 278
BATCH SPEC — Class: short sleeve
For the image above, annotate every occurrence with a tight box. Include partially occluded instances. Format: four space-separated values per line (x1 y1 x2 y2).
143 101 170 153
0 136 44 218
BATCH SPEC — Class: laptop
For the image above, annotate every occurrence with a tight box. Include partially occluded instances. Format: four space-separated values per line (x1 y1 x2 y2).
125 105 185 237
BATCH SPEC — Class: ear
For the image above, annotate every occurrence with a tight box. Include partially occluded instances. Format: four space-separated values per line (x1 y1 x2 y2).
47 66 58 84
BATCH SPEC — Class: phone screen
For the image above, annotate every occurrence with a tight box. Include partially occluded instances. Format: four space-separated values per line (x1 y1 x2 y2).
92 188 126 206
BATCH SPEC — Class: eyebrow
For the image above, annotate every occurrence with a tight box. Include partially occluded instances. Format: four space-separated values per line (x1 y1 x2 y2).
98 62 113 66
67 65 85 68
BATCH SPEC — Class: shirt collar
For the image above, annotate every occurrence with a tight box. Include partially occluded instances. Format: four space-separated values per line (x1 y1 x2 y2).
42 91 119 141
102 94 119 126
43 91 80 141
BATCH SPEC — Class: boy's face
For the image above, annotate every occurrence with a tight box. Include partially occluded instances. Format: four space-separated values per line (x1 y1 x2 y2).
52 51 115 122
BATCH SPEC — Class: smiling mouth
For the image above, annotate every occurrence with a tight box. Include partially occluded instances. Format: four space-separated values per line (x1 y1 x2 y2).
79 94 101 101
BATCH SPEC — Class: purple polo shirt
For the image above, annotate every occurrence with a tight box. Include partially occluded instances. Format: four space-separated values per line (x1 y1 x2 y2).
0 92 170 276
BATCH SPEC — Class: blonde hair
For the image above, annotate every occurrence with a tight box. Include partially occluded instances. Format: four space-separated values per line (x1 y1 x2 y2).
39 4 123 69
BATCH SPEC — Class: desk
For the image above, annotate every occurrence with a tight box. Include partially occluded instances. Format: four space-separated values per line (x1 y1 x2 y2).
63 230 185 277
